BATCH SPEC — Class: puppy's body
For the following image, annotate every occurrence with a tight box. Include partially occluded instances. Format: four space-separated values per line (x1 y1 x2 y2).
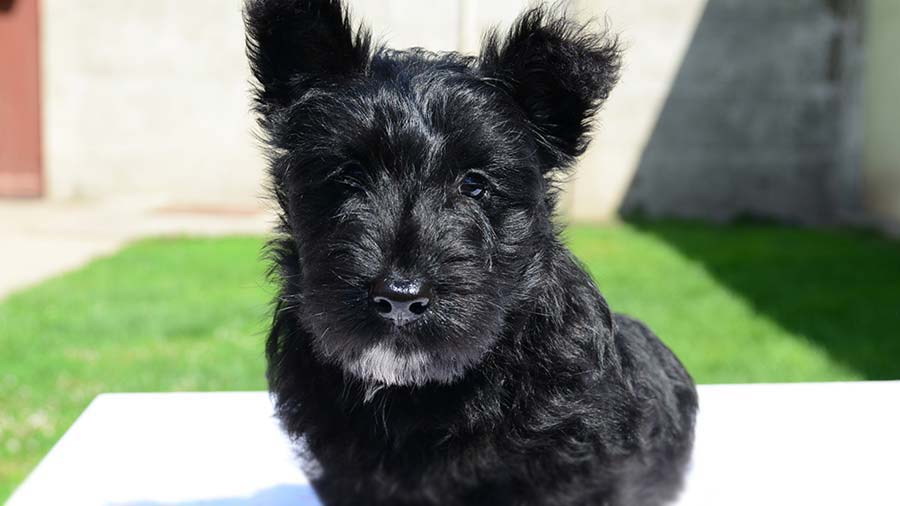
269 242 695 506
247 1 697 504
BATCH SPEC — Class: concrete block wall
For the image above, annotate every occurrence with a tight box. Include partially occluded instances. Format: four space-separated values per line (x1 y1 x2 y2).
607 0 866 227
565 0 710 221
36 1 899 231
41 0 262 205
38 0 526 207
864 0 900 232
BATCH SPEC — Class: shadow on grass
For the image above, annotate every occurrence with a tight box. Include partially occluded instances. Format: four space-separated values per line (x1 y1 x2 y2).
628 219 900 380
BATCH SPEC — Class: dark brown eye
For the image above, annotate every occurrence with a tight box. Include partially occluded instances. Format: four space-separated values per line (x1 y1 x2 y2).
459 172 488 199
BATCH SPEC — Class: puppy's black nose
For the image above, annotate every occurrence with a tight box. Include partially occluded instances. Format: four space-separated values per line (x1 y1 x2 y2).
370 277 432 326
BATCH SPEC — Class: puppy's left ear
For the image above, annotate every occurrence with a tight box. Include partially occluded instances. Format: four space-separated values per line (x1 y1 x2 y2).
481 8 621 171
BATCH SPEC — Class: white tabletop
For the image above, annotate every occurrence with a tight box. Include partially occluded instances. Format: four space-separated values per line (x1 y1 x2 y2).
7 382 900 506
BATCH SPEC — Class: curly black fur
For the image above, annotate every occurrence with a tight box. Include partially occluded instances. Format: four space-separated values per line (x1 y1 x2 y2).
245 1 697 504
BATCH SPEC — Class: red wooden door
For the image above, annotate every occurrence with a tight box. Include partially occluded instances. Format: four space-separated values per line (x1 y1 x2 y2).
0 0 42 197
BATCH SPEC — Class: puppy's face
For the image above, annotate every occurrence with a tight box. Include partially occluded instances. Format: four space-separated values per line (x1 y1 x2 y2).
279 74 543 386
246 0 619 386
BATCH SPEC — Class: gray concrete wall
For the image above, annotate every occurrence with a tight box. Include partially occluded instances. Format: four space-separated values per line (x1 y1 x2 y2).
566 0 709 221
37 0 896 231
39 0 525 207
41 0 263 206
616 0 867 227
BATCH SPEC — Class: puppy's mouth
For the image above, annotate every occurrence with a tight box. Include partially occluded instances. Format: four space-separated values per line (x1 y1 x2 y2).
304 286 495 388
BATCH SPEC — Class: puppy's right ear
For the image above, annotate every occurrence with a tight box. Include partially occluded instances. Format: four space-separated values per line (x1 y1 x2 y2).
244 0 370 113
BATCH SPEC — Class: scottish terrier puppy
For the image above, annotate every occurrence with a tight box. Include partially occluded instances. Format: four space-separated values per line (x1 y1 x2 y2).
246 1 697 504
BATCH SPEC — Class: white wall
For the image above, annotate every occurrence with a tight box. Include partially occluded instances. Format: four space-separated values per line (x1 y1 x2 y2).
38 0 899 230
39 0 527 208
41 0 263 206
864 0 900 230
563 0 709 221
352 0 528 53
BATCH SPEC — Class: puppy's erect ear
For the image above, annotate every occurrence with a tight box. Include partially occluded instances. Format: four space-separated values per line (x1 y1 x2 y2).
481 8 621 171
244 0 370 112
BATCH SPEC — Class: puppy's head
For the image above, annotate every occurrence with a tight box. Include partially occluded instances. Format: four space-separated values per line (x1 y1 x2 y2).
246 0 619 387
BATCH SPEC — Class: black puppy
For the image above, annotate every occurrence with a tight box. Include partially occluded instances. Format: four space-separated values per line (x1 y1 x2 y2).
245 1 697 504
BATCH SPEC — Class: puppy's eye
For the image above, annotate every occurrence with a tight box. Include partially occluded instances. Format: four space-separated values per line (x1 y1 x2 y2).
336 161 366 191
459 172 488 199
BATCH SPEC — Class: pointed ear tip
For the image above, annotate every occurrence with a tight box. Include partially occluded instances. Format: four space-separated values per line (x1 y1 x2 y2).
244 0 368 114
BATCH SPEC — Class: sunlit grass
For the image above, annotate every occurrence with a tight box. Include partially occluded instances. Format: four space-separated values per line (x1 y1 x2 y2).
3 222 898 499
0 237 272 500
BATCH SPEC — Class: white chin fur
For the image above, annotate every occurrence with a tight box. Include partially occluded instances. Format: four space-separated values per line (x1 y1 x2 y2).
348 342 432 386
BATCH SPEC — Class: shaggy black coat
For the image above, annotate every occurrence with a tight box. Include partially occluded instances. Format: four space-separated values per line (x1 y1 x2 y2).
245 1 698 505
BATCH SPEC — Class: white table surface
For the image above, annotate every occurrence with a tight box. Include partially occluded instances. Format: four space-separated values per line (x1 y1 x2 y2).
7 382 900 506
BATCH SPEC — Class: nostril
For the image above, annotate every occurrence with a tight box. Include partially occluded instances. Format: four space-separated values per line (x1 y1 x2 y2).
372 296 393 314
408 298 430 315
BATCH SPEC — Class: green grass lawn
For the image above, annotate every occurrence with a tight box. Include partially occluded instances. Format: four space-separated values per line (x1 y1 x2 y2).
1 221 898 500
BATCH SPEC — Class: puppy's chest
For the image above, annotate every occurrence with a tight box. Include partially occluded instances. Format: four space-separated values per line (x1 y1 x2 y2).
315 433 610 506
315 407 610 499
